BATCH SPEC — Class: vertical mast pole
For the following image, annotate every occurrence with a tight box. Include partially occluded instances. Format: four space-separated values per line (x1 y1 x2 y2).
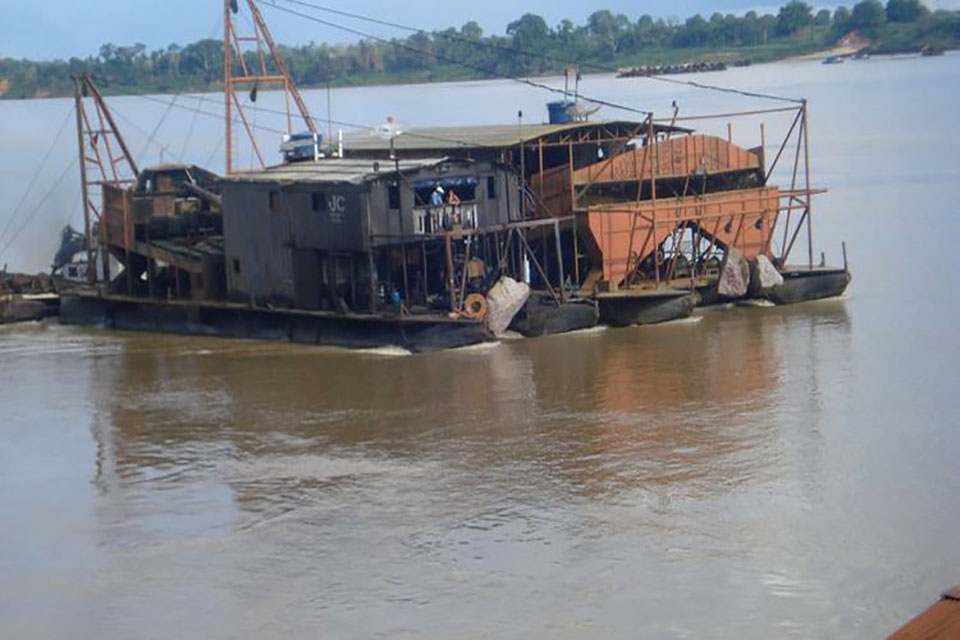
649 113 659 289
554 219 565 301
518 111 525 220
392 137 409 305
224 0 233 175
326 80 333 143
73 75 95 284
802 99 814 269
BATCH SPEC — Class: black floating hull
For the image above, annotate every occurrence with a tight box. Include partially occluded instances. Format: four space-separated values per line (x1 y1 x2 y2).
597 291 697 327
0 298 48 324
766 269 851 306
510 292 599 337
694 284 722 307
59 296 492 353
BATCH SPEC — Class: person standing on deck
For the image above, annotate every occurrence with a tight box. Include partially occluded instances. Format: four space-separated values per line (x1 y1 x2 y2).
430 185 444 207
431 185 448 229
446 188 462 227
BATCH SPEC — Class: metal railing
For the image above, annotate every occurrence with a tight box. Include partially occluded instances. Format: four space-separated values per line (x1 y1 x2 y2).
412 202 478 235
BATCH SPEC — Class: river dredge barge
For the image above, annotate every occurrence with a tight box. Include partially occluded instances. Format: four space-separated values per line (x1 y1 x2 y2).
53 0 848 351
59 148 529 351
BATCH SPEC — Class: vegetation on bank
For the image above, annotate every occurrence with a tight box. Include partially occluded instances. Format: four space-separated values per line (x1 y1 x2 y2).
1 0 957 100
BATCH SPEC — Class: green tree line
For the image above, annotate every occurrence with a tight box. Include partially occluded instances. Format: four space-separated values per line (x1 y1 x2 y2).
1 0 957 100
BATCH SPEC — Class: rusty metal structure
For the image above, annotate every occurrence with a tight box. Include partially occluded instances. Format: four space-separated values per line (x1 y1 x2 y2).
71 74 225 302
525 103 825 294
223 0 316 175
54 1 849 352
338 95 847 324
71 72 139 282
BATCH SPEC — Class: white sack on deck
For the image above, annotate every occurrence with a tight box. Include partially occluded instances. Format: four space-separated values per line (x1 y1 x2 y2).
718 248 750 298
485 276 530 336
755 254 784 289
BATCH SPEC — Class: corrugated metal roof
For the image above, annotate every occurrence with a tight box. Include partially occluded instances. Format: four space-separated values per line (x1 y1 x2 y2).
344 123 588 152
341 120 677 153
223 157 450 185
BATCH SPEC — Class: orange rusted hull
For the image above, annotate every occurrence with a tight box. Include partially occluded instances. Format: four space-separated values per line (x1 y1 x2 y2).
574 134 761 186
587 187 779 285
530 134 763 221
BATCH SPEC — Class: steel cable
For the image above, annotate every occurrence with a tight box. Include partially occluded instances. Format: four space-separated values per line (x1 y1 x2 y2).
263 0 803 105
0 106 75 249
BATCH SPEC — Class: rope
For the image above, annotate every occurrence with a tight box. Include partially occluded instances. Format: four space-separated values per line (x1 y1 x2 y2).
178 94 205 160
204 134 226 168
258 0 653 117
264 0 803 105
0 158 79 263
134 93 182 165
179 15 228 161
112 86 490 150
0 106 75 249
113 106 186 163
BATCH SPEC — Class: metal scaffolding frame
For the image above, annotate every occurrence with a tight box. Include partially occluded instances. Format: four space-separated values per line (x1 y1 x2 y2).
71 73 139 283
223 0 316 175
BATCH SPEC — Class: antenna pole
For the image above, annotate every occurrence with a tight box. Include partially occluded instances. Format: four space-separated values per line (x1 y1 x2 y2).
327 79 333 142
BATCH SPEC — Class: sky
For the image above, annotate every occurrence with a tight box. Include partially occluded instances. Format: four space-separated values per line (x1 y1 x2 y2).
3 0 959 60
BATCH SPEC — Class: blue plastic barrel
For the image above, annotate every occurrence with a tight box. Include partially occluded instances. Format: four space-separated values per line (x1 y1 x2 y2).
546 101 575 124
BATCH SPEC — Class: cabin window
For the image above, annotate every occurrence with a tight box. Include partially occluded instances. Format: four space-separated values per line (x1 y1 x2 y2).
232 259 241 275
487 175 497 199
269 190 281 212
388 182 400 210
311 191 325 212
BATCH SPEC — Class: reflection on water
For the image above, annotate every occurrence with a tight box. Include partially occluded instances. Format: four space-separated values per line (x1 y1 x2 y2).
2 52 960 638
1 301 864 638
90 302 852 499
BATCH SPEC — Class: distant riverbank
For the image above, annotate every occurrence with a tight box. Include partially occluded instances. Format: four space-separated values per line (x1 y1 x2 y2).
2 41 953 102
1 4 957 101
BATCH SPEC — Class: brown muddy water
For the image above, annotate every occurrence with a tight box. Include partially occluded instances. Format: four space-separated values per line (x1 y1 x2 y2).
1 53 959 638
